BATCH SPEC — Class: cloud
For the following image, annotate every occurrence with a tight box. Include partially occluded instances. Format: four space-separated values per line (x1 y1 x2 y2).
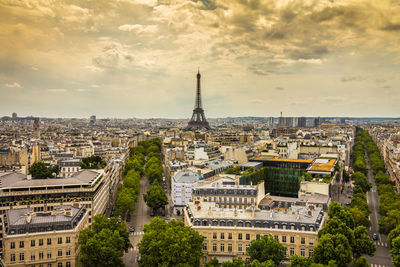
48 89 67 93
118 24 158 34
250 99 264 104
341 76 365 83
383 85 392 89
275 87 284 91
5 82 22 88
248 64 291 76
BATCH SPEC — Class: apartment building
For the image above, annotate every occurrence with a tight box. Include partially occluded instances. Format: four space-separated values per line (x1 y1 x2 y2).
192 176 263 209
184 200 325 263
1 205 89 267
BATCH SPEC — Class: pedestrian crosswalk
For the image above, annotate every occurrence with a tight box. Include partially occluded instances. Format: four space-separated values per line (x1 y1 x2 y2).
375 241 388 247
370 264 390 267
133 231 144 236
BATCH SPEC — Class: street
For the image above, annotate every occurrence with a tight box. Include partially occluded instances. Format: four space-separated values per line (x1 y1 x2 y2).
365 157 393 267
123 176 152 267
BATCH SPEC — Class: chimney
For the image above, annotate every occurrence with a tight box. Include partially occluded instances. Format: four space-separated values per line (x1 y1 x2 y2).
26 213 32 224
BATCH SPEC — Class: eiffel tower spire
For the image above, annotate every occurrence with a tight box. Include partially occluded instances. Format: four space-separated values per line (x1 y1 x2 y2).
186 69 211 130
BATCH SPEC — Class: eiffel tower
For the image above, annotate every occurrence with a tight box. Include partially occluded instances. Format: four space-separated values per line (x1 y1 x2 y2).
186 69 211 130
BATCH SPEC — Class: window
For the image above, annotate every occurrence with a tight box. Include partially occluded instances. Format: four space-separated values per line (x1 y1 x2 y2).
58 237 62 244
246 233 250 240
58 263 63 267
39 252 44 260
47 238 51 245
20 241 24 248
238 233 242 240
47 251 52 259
309 238 314 245
58 250 62 257
290 248 295 256
66 237 70 244
301 237 305 244
221 233 225 239
282 236 287 243
212 243 217 252
228 244 232 252
256 234 260 240
301 248 305 257
220 244 224 252
47 264 52 267
274 235 279 241
66 249 71 257
290 236 295 243
238 244 242 252
10 254 15 262
309 249 313 257
31 240 35 247
10 242 15 249
39 239 43 246
203 243 207 251
19 253 24 261
228 233 232 240
66 262 71 267
31 253 36 261
246 244 249 251
213 233 217 239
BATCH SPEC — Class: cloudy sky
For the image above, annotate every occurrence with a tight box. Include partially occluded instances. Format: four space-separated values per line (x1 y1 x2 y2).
0 0 399 119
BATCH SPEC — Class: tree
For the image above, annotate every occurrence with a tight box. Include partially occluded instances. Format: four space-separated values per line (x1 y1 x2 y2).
303 172 313 182
115 187 136 216
247 235 286 265
81 155 106 169
352 256 369 267
352 172 371 193
328 202 355 229
379 209 400 234
290 255 311 267
350 207 371 228
146 163 163 184
313 233 352 267
389 225 400 247
221 257 245 267
353 226 376 258
249 259 275 267
143 182 168 212
138 217 204 267
318 217 355 247
391 236 400 267
78 215 131 267
29 161 53 179
205 257 219 267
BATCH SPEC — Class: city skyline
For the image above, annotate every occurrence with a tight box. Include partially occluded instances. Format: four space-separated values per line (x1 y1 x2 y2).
1 0 400 119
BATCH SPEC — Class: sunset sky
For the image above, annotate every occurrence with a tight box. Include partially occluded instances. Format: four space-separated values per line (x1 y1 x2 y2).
0 0 399 118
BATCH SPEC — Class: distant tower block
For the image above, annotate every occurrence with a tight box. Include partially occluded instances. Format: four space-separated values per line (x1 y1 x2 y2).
90 115 96 125
33 118 40 139
12 112 17 120
186 70 211 130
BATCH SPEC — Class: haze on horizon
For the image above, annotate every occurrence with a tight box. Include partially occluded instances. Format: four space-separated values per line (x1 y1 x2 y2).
0 0 399 119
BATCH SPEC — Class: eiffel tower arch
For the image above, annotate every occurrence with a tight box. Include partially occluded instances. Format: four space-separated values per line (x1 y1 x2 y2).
186 70 211 130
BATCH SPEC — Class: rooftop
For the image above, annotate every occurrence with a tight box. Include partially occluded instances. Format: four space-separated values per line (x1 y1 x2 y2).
174 170 201 183
186 201 324 228
252 157 314 163
307 158 337 173
0 169 102 190
4 205 86 235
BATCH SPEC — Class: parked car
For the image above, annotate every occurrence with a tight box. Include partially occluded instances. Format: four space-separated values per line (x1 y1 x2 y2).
137 254 141 263
373 233 378 240
129 226 135 233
